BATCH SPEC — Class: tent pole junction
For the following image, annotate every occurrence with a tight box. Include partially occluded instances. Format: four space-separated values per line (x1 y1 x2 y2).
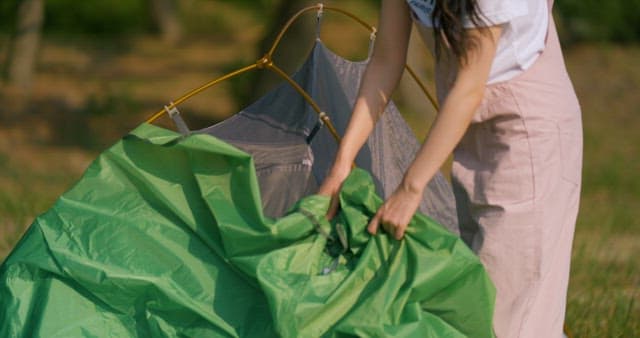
146 3 438 145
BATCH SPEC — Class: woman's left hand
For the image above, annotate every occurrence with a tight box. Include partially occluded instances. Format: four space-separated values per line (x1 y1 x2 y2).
366 25 504 241
367 185 422 240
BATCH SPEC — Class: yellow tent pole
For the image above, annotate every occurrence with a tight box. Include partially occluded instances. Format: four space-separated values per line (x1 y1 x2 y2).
267 4 375 58
323 5 376 32
266 62 341 142
405 65 439 111
147 3 439 134
266 4 438 112
146 63 258 124
266 5 319 58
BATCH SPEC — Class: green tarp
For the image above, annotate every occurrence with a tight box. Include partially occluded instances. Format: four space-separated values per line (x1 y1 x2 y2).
0 124 495 337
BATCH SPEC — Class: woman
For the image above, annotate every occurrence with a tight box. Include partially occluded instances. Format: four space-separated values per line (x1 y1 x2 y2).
318 0 582 337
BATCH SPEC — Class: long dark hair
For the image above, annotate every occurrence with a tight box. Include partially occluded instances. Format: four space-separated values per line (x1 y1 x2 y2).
431 0 487 64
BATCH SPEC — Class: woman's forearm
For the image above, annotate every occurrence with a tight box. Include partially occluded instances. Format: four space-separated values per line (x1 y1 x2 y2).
330 0 412 174
333 57 407 170
401 83 484 193
401 26 503 194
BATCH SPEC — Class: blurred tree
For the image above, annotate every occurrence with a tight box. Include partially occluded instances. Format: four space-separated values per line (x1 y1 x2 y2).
42 0 151 37
5 0 44 92
248 0 316 102
219 0 317 107
149 0 182 44
555 0 640 44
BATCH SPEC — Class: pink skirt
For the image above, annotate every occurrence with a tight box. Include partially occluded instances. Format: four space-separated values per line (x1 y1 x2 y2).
451 10 582 338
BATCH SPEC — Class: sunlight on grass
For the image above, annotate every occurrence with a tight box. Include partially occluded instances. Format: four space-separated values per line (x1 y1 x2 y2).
0 4 638 336
562 44 640 337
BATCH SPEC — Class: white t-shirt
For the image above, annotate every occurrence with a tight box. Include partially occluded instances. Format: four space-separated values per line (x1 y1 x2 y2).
406 0 548 84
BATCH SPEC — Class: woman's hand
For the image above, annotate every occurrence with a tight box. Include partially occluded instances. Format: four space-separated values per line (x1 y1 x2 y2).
317 166 352 220
367 183 422 240
317 0 412 220
367 25 504 241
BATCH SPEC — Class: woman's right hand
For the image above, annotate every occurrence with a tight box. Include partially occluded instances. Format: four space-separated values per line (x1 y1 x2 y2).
316 0 413 221
317 166 351 220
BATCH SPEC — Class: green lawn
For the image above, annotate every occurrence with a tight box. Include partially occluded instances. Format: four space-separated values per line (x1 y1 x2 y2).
562 44 640 337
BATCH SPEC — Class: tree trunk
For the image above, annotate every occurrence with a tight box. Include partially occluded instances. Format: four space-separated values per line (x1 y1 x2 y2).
5 0 44 92
149 0 182 45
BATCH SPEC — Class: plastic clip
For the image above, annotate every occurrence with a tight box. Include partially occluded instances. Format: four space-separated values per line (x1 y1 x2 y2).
368 27 377 58
306 111 327 144
318 111 327 125
316 3 324 40
164 102 191 136
164 103 180 117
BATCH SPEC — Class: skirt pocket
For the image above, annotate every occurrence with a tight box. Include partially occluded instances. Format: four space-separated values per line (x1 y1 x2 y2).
557 120 583 187
454 113 535 207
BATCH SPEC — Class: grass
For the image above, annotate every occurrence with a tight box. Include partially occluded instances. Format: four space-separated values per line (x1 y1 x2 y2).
0 1 638 336
561 45 640 336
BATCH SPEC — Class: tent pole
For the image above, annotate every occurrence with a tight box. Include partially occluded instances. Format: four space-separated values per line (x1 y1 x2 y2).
267 4 375 58
146 63 258 124
147 4 439 135
266 62 341 142
405 65 439 111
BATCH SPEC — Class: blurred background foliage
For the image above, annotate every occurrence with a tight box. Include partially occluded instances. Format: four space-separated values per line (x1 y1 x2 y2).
1 0 152 36
0 1 638 337
1 0 639 43
555 0 640 43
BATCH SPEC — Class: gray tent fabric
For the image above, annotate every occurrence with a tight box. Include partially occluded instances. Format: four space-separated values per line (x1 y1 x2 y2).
199 41 458 234
0 40 498 338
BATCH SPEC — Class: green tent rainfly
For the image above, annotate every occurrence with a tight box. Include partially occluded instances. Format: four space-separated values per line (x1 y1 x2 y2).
2 38 496 336
0 124 495 337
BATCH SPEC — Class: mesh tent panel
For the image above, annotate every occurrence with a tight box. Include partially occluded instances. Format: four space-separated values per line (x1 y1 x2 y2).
199 41 458 233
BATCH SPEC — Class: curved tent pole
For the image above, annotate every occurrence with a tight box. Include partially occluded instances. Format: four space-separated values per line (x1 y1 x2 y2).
146 3 440 141
405 65 439 110
265 61 342 141
268 4 440 111
266 4 375 58
146 4 332 131
146 63 258 125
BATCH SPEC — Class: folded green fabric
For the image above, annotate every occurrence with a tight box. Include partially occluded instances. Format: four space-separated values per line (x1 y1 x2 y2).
0 124 495 337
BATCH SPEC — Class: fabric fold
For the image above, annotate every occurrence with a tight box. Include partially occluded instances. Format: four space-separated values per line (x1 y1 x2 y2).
1 124 495 337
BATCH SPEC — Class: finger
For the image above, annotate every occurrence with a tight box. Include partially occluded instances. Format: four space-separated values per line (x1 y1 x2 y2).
394 224 405 240
380 220 397 237
325 195 340 220
317 179 339 197
367 213 381 235
317 184 335 197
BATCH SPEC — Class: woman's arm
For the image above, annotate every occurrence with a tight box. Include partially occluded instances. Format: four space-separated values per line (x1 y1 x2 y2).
368 25 503 239
318 0 413 216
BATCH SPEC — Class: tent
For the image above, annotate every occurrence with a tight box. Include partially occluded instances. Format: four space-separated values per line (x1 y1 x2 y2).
0 5 496 337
